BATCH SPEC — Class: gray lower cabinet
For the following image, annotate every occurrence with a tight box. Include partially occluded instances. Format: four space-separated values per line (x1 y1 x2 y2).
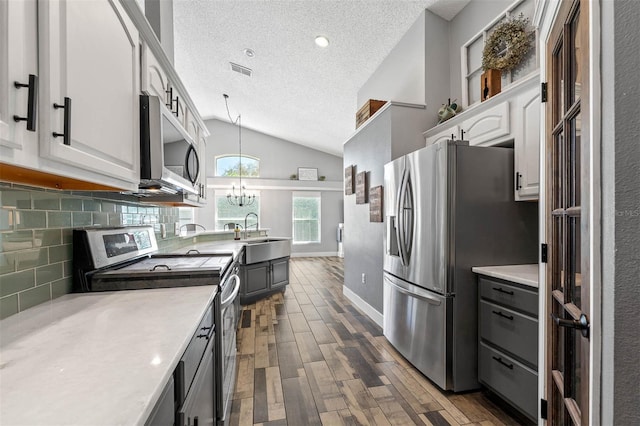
477 275 538 421
240 257 289 304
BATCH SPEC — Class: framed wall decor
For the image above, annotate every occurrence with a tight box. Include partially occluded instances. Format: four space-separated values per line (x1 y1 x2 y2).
355 171 367 204
344 165 355 195
369 185 383 222
298 167 318 181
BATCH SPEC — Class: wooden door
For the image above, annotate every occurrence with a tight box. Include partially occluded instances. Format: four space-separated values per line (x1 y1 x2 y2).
545 0 591 424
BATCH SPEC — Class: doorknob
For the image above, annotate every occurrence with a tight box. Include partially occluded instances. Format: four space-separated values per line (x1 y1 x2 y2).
551 313 589 338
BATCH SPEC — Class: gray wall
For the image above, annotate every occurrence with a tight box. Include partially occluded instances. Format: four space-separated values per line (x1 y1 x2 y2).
601 0 640 423
357 10 450 131
144 0 174 63
343 105 429 312
197 119 344 255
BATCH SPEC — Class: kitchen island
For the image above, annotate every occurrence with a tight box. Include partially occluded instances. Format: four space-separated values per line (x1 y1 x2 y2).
0 285 217 425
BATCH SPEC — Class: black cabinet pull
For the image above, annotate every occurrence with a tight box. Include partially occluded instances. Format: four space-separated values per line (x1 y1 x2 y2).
492 356 514 369
13 74 38 131
492 286 514 295
52 97 71 145
150 264 171 271
173 95 180 116
193 416 199 426
196 333 209 340
166 87 173 109
492 310 514 321
516 172 522 190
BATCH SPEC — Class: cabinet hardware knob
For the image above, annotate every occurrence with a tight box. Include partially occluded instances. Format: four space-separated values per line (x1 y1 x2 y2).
52 97 71 145
551 313 590 338
13 74 38 131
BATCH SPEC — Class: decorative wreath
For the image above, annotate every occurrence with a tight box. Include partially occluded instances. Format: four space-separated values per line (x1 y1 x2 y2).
482 14 533 71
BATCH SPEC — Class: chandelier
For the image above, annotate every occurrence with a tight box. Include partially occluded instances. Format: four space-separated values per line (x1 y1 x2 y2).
224 94 255 207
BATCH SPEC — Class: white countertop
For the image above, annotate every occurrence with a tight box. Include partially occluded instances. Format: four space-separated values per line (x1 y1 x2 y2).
472 264 539 288
0 286 217 425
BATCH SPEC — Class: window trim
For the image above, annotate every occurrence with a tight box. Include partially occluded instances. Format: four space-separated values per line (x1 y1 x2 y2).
214 154 260 177
460 0 537 108
292 192 321 245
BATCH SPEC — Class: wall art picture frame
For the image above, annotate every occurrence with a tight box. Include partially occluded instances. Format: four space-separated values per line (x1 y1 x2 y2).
369 185 383 222
344 165 355 195
355 171 367 204
297 167 318 181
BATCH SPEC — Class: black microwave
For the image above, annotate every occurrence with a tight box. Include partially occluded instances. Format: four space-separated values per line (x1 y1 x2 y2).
139 95 199 195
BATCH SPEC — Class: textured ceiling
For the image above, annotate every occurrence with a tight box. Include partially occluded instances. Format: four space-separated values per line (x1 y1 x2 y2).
173 0 471 157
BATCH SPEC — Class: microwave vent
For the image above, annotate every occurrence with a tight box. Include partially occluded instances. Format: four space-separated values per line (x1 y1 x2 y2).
230 62 252 77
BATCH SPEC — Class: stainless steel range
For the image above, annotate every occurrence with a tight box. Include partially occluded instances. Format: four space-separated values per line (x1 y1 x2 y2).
171 246 241 425
72 226 238 425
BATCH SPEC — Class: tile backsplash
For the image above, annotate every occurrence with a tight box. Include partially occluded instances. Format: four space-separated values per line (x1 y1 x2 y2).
0 182 186 319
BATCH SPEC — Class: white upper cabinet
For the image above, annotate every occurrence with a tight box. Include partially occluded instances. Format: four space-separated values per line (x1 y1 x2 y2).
141 44 170 103
425 124 459 146
38 0 139 189
513 84 540 200
461 102 510 146
0 0 38 166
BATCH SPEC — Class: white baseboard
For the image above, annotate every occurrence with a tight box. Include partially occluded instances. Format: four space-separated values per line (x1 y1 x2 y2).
290 252 338 258
342 286 384 328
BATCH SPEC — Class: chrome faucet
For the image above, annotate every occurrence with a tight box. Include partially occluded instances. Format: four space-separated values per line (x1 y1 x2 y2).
244 212 259 239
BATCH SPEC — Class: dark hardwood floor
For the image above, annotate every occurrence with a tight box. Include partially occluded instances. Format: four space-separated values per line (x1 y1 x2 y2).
229 257 526 426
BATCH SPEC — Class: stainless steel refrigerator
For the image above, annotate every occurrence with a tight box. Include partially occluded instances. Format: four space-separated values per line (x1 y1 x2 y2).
383 139 537 392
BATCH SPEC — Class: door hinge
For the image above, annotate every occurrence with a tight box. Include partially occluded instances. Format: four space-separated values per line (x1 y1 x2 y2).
541 82 548 103
541 398 548 419
541 243 548 263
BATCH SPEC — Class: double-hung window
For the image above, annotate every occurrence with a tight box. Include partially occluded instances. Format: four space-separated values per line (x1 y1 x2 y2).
292 192 321 244
214 190 260 230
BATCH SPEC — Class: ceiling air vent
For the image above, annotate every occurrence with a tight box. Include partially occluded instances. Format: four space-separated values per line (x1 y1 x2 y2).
230 62 252 77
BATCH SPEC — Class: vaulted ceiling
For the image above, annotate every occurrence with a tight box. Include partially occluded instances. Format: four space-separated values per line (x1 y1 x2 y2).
173 0 470 157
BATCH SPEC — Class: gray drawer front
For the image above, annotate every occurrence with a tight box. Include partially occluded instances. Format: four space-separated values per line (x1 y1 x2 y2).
181 304 214 396
479 300 538 367
479 342 537 420
479 276 538 316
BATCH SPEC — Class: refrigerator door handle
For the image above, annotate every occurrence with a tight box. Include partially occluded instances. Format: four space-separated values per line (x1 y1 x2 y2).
384 276 442 305
396 170 408 266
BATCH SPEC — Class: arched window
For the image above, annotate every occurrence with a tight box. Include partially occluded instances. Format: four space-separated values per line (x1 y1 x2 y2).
215 155 260 177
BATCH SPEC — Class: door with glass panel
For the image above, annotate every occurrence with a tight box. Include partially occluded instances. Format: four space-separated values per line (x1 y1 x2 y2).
545 0 590 424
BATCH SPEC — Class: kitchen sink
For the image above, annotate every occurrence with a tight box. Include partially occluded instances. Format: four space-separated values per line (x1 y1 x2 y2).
243 238 291 264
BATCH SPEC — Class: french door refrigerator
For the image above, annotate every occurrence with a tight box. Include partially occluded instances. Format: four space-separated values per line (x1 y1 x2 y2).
383 139 537 392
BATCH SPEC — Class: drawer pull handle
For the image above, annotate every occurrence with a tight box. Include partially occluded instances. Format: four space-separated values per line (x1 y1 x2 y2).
492 310 514 321
196 333 209 340
492 356 514 369
492 287 514 295
151 264 171 271
186 249 201 254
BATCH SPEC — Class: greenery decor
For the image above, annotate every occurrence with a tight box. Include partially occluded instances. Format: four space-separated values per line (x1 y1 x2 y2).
482 14 533 72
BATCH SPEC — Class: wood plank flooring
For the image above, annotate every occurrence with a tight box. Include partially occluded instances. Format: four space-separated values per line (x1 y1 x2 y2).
229 257 528 426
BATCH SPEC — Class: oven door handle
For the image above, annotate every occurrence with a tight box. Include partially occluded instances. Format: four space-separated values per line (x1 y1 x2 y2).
221 274 241 309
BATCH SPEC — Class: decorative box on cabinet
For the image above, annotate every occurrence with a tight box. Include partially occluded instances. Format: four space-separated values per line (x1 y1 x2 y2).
38 0 140 189
477 275 538 421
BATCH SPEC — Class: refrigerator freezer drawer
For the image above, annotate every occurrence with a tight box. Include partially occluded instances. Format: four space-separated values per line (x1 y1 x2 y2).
382 273 452 390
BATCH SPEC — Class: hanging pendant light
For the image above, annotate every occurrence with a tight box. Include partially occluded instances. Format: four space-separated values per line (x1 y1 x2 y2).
224 94 255 207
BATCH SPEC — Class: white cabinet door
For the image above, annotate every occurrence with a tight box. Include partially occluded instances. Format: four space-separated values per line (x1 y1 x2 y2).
186 107 199 142
0 0 38 165
38 0 139 189
514 86 540 201
141 44 170 105
461 102 510 146
425 124 459 146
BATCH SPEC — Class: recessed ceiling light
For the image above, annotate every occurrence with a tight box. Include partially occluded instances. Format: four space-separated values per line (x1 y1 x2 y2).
243 48 255 58
315 36 329 48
